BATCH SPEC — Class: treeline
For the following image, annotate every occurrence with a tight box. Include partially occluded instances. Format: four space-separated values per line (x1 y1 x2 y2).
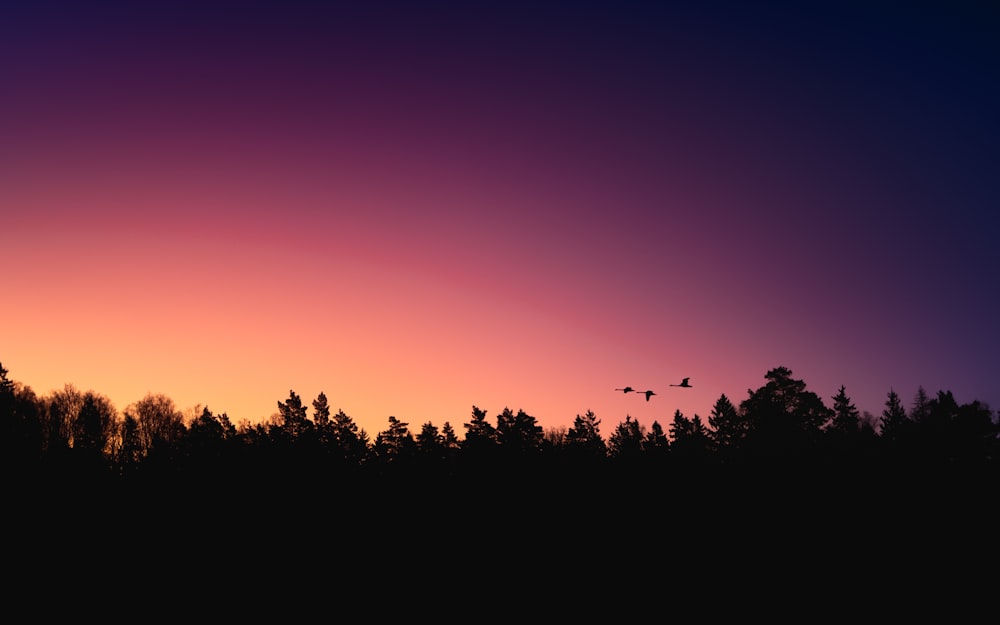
3 362 996 489
6 357 1000 597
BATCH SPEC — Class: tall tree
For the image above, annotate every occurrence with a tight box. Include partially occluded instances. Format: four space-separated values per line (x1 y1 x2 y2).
416 421 444 459
276 390 311 440
829 386 860 434
182 406 238 476
607 415 644 461
879 389 909 445
0 362 15 428
312 392 331 428
921 391 996 464
308 392 335 460
462 405 497 457
826 385 882 466
0 362 13 397
73 391 118 469
440 422 461 457
642 420 670 460
668 409 693 441
415 420 460 475
950 399 997 465
911 386 932 424
43 384 84 453
495 407 544 456
708 393 745 452
566 410 606 462
116 411 140 473
0 364 43 470
124 393 185 460
372 416 416 463
669 410 711 462
330 408 368 466
739 366 833 458
690 415 710 448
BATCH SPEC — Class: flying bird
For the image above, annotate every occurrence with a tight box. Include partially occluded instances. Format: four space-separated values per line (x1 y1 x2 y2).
642 390 656 401
670 378 692 388
615 387 637 394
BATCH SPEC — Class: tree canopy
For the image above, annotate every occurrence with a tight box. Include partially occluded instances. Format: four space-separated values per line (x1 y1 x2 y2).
1 361 995 492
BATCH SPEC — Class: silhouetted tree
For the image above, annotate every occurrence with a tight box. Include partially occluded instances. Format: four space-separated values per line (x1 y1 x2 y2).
276 390 312 441
42 384 84 453
312 392 331 428
196 406 236 439
303 392 335 466
824 385 883 467
463 405 498 459
124 393 185 461
416 421 444 459
828 386 860 434
0 364 43 471
642 420 670 462
413 420 463 479
115 412 142 476
708 393 744 454
879 389 910 446
330 408 369 467
495 407 544 458
605 415 651 498
440 422 461 457
72 391 118 474
919 391 996 465
0 362 13 397
181 406 238 478
669 410 711 463
950 399 996 465
565 410 606 462
740 366 833 460
607 415 644 462
372 416 416 464
668 409 691 438
911 386 932 424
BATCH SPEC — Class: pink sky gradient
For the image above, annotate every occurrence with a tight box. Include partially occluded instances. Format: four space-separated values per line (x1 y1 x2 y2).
3 2 998 437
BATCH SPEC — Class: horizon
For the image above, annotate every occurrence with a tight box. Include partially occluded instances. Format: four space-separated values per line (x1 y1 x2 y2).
2 357 992 438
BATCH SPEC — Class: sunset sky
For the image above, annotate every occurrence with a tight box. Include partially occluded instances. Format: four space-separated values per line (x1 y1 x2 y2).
3 1 998 438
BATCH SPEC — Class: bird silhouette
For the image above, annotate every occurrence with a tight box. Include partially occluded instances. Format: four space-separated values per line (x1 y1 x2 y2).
670 377 692 388
642 390 656 401
615 386 637 394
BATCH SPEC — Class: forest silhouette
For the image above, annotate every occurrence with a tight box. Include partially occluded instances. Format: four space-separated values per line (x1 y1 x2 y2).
4 360 996 507
4 361 997 487
3 359 998 603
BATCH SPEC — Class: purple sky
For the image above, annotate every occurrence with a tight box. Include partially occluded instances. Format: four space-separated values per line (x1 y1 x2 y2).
2 1 998 434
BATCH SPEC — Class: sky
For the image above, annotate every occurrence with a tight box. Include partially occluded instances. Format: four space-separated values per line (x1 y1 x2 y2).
3 1 998 438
